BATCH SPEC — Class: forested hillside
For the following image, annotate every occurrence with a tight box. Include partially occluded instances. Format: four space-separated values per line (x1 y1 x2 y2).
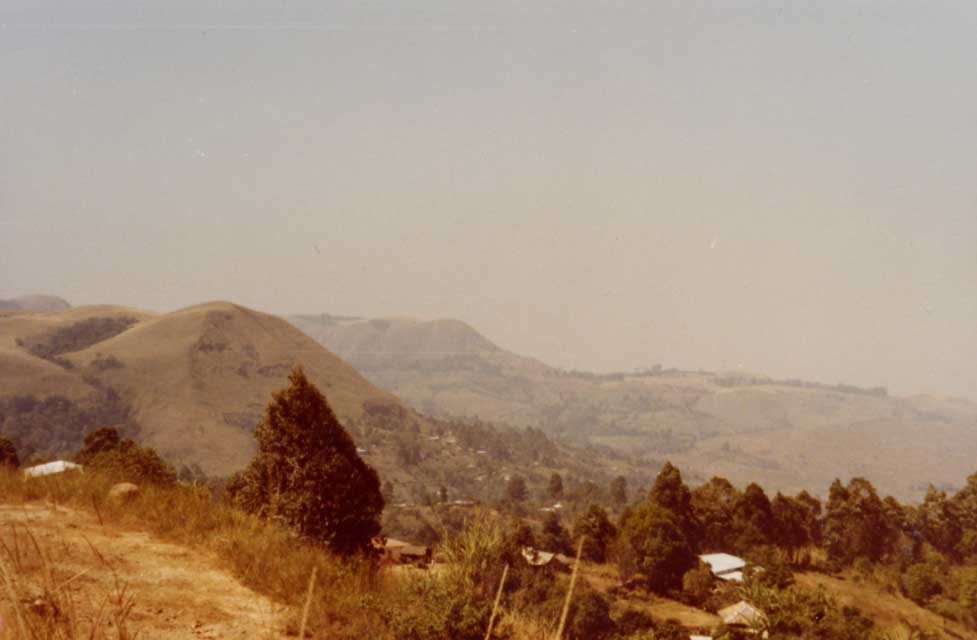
291 313 977 501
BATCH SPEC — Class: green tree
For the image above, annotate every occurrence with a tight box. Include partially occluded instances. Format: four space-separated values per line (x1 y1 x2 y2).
691 476 740 552
548 472 564 500
952 471 977 532
540 511 572 554
918 485 962 557
0 435 19 468
733 482 775 551
650 461 693 521
795 489 823 546
506 475 528 503
76 427 176 485
232 366 383 555
573 504 617 562
771 493 810 560
570 590 614 639
823 477 893 565
76 426 121 464
681 563 714 605
610 475 628 506
901 563 942 603
619 502 695 593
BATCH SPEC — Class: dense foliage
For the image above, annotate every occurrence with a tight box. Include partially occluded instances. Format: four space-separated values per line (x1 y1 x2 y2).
76 426 177 485
18 316 137 361
230 366 384 555
0 389 138 463
0 434 19 468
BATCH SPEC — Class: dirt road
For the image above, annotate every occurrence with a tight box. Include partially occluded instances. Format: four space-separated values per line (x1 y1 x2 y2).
0 503 285 639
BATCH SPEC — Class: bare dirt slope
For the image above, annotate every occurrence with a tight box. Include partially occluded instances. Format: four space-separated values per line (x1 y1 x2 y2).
0 503 285 639
291 313 977 500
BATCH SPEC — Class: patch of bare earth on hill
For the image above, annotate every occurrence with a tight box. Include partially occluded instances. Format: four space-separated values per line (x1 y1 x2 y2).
797 571 977 639
0 503 285 639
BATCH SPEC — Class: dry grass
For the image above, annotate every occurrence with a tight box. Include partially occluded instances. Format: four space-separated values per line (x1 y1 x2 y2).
796 571 977 639
0 515 137 639
0 469 573 640
0 469 400 639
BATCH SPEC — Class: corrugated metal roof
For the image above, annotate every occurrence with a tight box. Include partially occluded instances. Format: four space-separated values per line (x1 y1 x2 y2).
698 552 746 576
23 460 83 478
718 600 765 627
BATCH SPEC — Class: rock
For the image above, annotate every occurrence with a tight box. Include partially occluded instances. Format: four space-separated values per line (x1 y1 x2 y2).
108 482 140 502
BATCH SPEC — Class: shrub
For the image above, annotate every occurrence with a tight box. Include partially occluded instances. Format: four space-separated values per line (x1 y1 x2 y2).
0 434 19 468
681 563 715 605
902 563 942 603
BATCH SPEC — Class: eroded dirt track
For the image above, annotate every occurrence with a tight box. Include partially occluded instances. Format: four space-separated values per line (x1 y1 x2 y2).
0 503 285 639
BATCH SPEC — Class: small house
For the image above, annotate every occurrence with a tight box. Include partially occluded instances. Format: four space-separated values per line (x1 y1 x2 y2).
698 552 747 582
378 538 431 566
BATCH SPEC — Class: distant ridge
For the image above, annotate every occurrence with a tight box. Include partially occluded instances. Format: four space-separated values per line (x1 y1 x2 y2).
0 294 71 312
289 313 977 501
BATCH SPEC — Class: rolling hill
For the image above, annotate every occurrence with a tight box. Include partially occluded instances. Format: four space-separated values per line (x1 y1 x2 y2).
0 302 405 475
289 313 977 501
0 302 639 502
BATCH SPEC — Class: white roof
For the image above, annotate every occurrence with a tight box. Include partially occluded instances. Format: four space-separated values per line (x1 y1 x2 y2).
718 601 765 627
23 460 83 478
522 547 555 566
691 636 714 640
699 552 746 576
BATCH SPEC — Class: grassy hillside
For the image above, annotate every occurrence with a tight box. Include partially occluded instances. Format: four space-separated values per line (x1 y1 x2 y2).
289 313 977 501
0 302 642 503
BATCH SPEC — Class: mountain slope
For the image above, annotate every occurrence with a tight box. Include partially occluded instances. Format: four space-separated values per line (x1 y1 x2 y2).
0 302 410 475
0 302 636 504
0 294 71 312
289 314 977 500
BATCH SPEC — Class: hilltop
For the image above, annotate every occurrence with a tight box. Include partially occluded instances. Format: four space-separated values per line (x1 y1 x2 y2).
289 313 977 500
0 302 404 476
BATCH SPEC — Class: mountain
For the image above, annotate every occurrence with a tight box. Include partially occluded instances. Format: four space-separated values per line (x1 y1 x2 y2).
0 294 71 312
0 302 406 476
289 313 977 500
0 302 637 502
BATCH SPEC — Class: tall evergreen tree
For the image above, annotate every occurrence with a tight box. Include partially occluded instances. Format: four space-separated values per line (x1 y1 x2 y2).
823 477 893 565
573 504 617 562
619 502 695 593
649 461 697 546
650 461 692 518
609 475 628 506
691 476 739 551
232 366 383 555
733 482 775 551
548 472 564 500
540 511 572 554
507 475 529 503
918 485 963 557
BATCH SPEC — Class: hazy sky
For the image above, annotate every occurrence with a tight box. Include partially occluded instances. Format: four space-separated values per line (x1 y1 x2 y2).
2 1 975 399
